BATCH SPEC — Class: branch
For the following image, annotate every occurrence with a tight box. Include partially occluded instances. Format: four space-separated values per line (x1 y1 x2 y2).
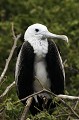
20 97 33 120
1 80 79 118
58 94 79 100
57 95 79 119
14 89 79 119
0 81 15 98
0 23 21 83
14 89 79 105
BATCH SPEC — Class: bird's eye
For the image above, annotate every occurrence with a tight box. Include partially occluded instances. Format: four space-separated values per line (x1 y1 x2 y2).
35 29 39 32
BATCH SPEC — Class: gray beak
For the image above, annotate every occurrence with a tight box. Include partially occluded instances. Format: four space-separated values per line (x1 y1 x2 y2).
44 31 68 43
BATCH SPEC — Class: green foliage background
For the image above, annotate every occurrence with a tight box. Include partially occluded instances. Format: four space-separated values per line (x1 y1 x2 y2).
0 0 79 119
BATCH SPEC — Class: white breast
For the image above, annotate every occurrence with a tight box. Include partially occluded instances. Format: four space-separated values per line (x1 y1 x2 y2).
34 56 51 102
34 57 51 91
27 38 51 101
29 39 51 100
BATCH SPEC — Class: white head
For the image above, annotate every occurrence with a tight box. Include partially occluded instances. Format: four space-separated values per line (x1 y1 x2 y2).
24 23 68 42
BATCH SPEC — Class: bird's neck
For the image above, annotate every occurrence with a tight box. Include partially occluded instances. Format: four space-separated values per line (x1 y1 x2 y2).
26 38 48 57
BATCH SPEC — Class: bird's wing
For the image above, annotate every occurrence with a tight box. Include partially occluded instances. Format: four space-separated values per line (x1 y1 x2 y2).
15 41 35 102
46 40 65 95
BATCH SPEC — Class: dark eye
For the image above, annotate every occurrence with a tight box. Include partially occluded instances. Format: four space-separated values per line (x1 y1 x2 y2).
35 28 39 32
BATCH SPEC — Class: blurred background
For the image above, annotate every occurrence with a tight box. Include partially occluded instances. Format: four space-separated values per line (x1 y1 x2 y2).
0 0 79 119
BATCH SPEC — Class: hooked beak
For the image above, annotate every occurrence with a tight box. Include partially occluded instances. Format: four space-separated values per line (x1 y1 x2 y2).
43 31 68 43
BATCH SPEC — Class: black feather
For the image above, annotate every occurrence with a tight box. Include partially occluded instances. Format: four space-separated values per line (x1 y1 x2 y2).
15 41 35 104
46 40 64 94
15 40 65 115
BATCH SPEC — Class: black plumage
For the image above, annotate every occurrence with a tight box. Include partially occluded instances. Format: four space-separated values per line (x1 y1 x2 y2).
16 41 35 103
46 40 64 95
15 40 64 115
15 23 68 115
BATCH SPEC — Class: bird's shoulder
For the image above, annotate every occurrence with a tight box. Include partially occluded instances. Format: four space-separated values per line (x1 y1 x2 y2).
18 41 34 56
47 39 59 54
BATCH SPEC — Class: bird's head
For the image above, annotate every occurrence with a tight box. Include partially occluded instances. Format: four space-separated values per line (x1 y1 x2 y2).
24 23 68 42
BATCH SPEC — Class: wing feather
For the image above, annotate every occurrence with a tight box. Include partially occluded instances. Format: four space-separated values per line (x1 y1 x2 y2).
15 41 35 103
46 40 65 94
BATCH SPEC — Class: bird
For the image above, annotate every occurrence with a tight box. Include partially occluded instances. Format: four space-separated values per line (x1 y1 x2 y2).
15 23 68 115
